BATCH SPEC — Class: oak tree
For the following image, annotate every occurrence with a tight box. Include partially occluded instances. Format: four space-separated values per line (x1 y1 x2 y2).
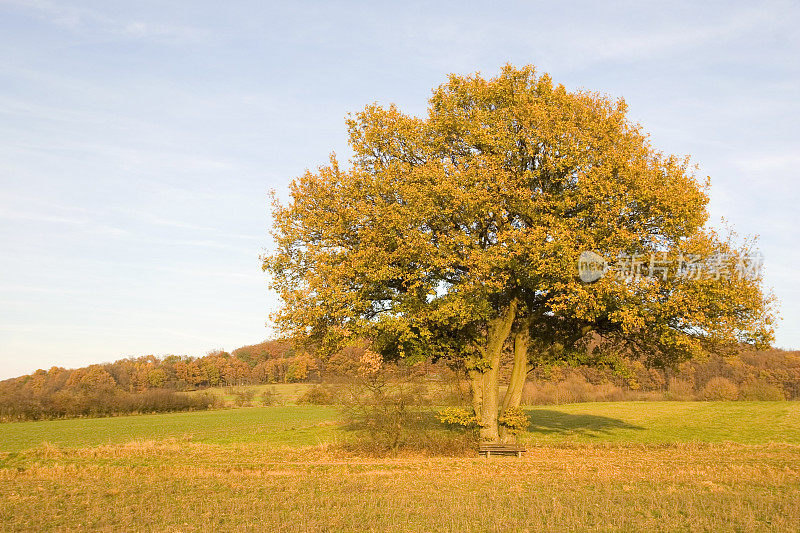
264 65 775 443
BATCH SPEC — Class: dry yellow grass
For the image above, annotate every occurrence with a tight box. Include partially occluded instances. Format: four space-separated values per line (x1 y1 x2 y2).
2 440 799 532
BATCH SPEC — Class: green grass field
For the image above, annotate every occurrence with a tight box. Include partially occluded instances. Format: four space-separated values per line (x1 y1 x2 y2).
0 405 339 452
193 383 317 405
2 401 799 531
1 401 798 453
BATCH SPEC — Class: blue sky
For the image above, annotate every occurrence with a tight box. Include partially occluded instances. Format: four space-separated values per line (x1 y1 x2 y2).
1 0 798 379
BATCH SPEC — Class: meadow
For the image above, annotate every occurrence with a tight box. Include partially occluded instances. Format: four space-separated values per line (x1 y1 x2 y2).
2 400 799 452
2 401 799 531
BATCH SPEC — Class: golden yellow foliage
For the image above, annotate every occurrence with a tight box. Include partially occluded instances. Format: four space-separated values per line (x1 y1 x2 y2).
264 64 776 441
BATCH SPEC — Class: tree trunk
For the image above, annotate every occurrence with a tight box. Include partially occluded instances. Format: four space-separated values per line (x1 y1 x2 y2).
503 327 530 412
499 327 530 443
476 300 517 443
469 369 483 421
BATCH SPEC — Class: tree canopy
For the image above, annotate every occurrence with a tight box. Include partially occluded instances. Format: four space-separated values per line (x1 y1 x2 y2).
264 64 775 442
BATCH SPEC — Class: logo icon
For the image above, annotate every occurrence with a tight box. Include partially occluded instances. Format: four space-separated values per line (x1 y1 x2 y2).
577 251 607 283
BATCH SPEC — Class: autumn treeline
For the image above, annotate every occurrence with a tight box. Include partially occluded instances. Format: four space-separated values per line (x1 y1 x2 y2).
520 348 800 404
3 341 799 422
305 345 800 406
0 340 316 421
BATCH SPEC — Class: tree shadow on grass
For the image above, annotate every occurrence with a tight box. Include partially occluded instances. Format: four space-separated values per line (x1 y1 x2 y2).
524 408 644 436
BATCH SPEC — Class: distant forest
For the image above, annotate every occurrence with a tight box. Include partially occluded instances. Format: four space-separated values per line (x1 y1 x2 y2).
1 340 799 422
0 340 314 421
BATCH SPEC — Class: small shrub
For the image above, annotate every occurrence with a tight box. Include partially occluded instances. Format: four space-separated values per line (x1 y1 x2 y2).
498 406 528 435
298 385 336 405
739 380 786 401
260 387 278 406
701 377 739 401
339 426 477 457
437 407 476 427
592 382 627 402
522 381 561 405
521 377 631 405
231 388 256 407
334 361 471 455
431 370 472 406
559 374 593 403
667 378 696 401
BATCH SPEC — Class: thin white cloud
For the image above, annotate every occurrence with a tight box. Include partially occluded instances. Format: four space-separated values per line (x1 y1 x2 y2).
0 285 77 295
1 0 204 43
158 328 219 343
0 192 90 216
0 208 89 225
733 153 800 174
578 11 769 64
0 203 130 236
118 208 263 242
144 237 253 253
393 2 789 73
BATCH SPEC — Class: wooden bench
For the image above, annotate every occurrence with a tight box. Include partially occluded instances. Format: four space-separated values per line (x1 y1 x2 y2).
478 443 526 458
